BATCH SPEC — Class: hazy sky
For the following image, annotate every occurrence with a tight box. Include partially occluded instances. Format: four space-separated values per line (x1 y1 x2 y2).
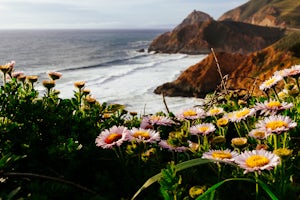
0 0 249 29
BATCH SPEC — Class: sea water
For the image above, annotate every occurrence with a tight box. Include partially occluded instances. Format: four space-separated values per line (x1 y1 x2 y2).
0 29 206 114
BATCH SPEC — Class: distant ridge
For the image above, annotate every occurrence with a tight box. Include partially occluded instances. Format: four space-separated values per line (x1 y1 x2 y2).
148 10 284 54
219 0 300 29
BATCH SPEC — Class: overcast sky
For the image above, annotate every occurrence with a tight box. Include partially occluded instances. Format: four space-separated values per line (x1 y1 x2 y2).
0 0 249 29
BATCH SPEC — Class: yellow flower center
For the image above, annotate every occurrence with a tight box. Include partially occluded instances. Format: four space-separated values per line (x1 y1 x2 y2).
267 101 281 107
245 155 269 168
217 118 228 126
265 78 275 86
150 116 161 121
212 151 232 159
266 120 288 130
133 131 150 139
235 109 250 118
209 108 220 115
198 126 209 132
105 133 122 144
183 110 197 117
253 131 266 138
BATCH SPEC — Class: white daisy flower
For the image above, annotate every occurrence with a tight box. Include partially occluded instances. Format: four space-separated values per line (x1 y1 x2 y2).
255 115 297 134
259 75 282 91
176 107 206 120
234 149 280 174
95 125 129 149
128 128 160 143
202 149 239 163
254 99 293 115
189 123 216 136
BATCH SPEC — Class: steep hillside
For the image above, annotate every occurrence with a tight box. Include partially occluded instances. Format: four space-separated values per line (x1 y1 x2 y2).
148 10 285 54
154 32 300 98
219 0 300 28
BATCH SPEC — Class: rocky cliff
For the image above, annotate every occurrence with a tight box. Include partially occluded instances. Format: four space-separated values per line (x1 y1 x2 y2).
154 32 300 98
218 0 300 29
148 10 285 54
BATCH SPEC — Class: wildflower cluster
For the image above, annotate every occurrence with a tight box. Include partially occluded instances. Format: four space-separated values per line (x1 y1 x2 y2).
1 61 300 200
96 64 300 199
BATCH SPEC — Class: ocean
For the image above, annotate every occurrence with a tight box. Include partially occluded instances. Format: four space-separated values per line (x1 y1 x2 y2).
0 29 206 114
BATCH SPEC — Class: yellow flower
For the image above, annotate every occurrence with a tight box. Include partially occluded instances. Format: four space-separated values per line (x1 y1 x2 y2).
273 148 292 159
231 137 247 148
217 118 228 127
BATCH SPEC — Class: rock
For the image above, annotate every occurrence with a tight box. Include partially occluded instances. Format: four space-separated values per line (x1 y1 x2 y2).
137 48 145 53
154 32 300 98
148 10 285 54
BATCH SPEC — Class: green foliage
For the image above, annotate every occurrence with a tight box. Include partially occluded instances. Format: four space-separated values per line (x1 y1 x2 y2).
2 61 300 200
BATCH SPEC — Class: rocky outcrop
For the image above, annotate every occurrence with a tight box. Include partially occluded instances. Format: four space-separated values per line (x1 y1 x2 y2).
148 10 285 55
218 0 300 29
154 33 300 98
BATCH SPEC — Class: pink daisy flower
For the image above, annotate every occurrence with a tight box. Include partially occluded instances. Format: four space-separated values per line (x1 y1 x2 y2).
140 115 174 128
234 149 280 174
229 108 256 122
254 99 293 115
283 65 300 78
248 128 269 140
259 75 282 91
95 125 129 149
189 123 216 136
255 115 297 134
206 107 224 116
202 149 239 163
127 128 160 143
176 107 206 120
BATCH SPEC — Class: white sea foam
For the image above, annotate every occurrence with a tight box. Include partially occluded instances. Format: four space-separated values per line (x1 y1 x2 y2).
0 29 207 114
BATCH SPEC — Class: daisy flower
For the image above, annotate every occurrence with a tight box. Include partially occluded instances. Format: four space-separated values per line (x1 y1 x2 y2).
159 140 189 152
283 65 300 78
248 129 269 140
229 108 256 122
259 75 282 91
254 99 293 115
206 107 224 116
176 107 205 120
202 149 239 163
95 125 129 149
255 115 297 134
234 149 280 174
189 123 216 136
140 115 174 128
128 128 160 143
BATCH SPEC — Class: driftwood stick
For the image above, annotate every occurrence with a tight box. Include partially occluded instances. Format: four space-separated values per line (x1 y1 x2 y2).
162 92 170 114
211 48 228 94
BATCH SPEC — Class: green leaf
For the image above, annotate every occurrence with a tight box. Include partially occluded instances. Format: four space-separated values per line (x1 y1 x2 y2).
257 179 279 200
131 158 220 200
196 178 254 200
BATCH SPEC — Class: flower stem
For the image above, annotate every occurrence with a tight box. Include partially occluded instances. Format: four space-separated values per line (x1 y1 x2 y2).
254 172 259 200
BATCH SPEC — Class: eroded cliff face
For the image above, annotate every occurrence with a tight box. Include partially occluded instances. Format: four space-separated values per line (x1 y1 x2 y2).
148 10 285 55
154 33 300 98
218 0 300 28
